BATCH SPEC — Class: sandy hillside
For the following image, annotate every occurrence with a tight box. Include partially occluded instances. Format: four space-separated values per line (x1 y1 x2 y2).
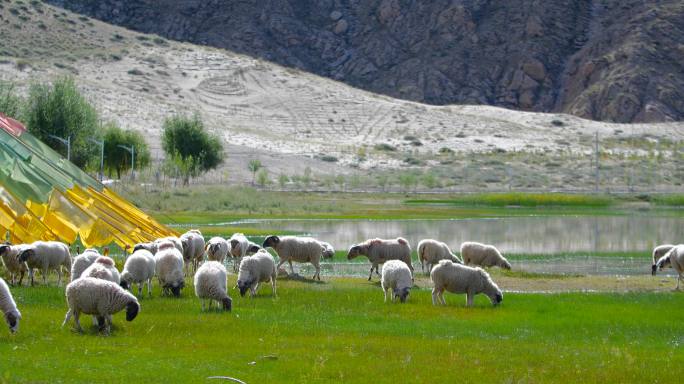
1 1 682 185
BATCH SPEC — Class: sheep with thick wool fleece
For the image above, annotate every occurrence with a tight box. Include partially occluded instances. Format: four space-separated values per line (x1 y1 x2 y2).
0 243 28 286
460 241 511 270
262 235 326 280
347 237 413 281
0 277 21 333
651 244 675 275
181 230 205 273
417 239 462 273
17 241 71 286
655 244 684 290
80 256 120 284
194 261 232 311
120 250 155 297
62 277 139 335
154 241 185 297
133 236 184 255
236 249 277 297
70 249 101 282
228 233 250 273
381 260 413 303
206 237 230 264
430 260 503 307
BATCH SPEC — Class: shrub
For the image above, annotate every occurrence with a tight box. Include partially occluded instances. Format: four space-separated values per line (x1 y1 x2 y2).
374 143 396 151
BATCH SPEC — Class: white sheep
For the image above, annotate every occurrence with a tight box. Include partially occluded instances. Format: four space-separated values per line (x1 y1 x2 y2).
0 277 21 333
206 237 230 263
262 235 326 280
80 256 120 284
120 249 156 298
320 242 335 259
460 241 511 270
236 249 277 297
181 229 205 273
133 241 158 254
431 259 503 307
154 240 185 297
0 243 28 286
70 249 102 282
246 241 261 255
62 277 140 335
655 245 684 290
346 237 413 281
417 239 462 273
134 236 184 255
651 244 675 276
381 260 413 303
228 233 250 273
17 241 71 286
194 261 232 311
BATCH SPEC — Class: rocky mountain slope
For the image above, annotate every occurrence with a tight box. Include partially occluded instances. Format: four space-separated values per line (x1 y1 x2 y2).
46 0 684 123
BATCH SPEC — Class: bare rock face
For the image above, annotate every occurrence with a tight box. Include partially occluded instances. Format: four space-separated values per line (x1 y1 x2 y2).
47 0 684 123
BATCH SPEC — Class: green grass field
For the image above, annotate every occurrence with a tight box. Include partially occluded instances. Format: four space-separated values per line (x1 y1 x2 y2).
1 277 683 383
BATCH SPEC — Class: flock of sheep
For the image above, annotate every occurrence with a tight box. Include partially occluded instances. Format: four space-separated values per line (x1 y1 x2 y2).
1 230 683 335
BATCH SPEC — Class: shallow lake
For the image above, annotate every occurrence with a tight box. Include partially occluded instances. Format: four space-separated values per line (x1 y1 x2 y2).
228 215 684 276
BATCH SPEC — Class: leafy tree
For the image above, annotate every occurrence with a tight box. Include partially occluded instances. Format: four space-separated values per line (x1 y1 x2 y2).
162 114 224 185
302 166 312 187
256 168 269 187
0 81 22 118
102 122 151 179
278 173 289 188
248 159 262 185
398 173 417 192
23 77 100 168
422 172 439 189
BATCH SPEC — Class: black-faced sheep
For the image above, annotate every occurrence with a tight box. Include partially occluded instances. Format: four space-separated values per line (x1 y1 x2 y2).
120 249 156 298
262 235 326 280
652 244 675 276
346 237 413 281
655 244 684 290
431 259 503 307
228 233 250 273
236 249 277 297
381 260 412 303
16 241 71 286
206 237 230 264
181 229 205 273
194 261 232 311
154 241 185 297
0 243 28 286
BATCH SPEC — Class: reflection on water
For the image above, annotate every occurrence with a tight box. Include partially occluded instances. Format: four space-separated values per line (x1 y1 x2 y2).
234 216 684 255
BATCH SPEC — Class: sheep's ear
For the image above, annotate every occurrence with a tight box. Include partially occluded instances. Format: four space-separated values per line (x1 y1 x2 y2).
0 245 8 254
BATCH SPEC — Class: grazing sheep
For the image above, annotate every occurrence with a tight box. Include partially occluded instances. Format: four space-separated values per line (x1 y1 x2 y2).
417 239 462 273
655 245 684 290
133 236 184 255
0 243 28 286
262 235 326 280
381 260 413 303
194 261 232 311
346 237 413 281
70 249 101 282
0 277 21 333
236 249 277 297
246 242 261 255
133 241 158 255
181 230 205 273
154 241 185 297
652 244 675 276
17 241 71 286
206 237 230 263
62 277 140 335
228 233 250 273
431 260 503 307
120 249 156 297
80 256 120 284
460 241 511 270
321 242 335 259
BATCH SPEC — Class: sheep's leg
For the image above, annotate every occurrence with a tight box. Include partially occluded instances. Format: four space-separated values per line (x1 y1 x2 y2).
313 263 321 281
201 300 205 311
72 311 82 332
440 292 446 305
368 266 374 281
42 267 48 286
431 288 440 305
288 260 295 275
384 288 389 303
276 258 287 274
18 271 24 286
147 279 153 297
57 269 62 286
375 266 380 276
138 284 143 298
29 268 34 286
466 292 474 307
271 277 277 297
677 274 682 290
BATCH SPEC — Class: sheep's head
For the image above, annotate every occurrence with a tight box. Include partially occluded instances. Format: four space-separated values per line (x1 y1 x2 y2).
126 300 140 321
0 244 11 256
321 243 335 259
165 281 185 297
651 264 658 276
221 297 232 311
262 236 280 249
488 288 504 306
208 243 219 255
16 248 34 263
246 244 261 255
5 311 20 333
501 259 512 270
237 278 253 297
119 276 130 290
656 255 672 273
394 287 410 303
133 243 146 252
346 245 362 260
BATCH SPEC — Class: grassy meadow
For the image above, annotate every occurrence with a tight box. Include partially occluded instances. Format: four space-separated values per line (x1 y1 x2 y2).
1 277 683 383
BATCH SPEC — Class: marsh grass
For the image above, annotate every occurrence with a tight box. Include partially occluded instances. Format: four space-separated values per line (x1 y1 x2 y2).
1 278 683 383
406 192 614 207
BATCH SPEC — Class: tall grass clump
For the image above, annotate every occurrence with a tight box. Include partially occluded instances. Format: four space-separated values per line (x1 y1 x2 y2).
652 194 684 206
406 193 614 207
